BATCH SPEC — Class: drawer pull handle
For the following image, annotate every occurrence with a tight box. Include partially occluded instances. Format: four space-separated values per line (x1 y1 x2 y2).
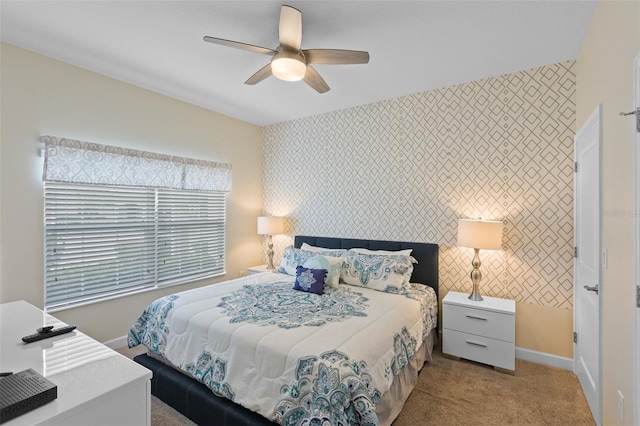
466 314 487 321
466 340 488 348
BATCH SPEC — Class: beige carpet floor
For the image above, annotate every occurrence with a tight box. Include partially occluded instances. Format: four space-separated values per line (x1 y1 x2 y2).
117 345 594 426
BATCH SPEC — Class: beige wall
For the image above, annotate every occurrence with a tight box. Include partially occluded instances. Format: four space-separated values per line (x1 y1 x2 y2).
262 62 576 359
0 43 263 342
576 1 639 424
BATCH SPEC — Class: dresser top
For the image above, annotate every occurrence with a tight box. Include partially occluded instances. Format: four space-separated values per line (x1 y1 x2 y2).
0 300 151 424
443 291 515 314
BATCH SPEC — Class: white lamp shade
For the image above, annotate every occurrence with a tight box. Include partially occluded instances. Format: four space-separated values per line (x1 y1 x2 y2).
457 219 503 250
257 216 284 235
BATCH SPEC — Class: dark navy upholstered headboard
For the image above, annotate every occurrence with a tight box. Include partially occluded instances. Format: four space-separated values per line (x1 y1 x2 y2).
294 235 439 299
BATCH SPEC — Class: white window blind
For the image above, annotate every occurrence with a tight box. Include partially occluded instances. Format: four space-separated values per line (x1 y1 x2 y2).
156 190 226 284
44 182 226 312
41 136 231 312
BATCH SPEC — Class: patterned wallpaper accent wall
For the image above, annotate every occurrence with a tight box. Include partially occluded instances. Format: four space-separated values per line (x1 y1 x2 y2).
262 61 575 309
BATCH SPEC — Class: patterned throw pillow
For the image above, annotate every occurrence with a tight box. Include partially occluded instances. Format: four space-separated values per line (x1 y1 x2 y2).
277 246 347 276
293 266 327 295
341 251 416 292
302 255 343 288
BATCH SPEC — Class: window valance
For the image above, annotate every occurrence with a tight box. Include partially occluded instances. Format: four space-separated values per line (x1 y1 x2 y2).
41 135 232 192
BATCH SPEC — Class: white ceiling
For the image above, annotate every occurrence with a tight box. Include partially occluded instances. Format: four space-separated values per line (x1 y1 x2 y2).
1 1 597 126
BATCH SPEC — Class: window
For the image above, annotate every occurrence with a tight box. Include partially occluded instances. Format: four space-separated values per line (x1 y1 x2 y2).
44 183 226 311
41 135 232 312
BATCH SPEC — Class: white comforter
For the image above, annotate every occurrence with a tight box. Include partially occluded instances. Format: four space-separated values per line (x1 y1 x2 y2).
129 271 437 425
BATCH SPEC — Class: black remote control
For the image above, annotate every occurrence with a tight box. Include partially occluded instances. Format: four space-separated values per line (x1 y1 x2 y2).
22 325 77 343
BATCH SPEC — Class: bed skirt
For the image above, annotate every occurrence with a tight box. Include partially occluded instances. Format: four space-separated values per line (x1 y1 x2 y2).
376 330 436 426
134 329 436 426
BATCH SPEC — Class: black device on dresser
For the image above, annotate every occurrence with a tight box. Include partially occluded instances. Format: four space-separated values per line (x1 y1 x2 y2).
0 369 57 424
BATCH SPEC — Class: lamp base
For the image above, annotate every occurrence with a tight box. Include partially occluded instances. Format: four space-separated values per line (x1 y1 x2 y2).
468 286 484 301
468 248 484 301
266 235 275 270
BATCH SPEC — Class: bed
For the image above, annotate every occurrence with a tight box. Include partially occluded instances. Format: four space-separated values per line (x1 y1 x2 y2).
130 235 439 426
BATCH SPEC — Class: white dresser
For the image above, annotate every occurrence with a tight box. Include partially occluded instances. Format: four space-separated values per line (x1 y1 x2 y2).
442 291 516 371
0 301 152 425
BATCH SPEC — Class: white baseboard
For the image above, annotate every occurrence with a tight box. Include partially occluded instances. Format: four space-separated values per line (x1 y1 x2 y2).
516 346 574 371
103 335 128 350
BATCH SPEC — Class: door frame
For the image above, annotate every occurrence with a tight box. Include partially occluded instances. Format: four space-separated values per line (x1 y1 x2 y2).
634 51 639 426
573 104 603 426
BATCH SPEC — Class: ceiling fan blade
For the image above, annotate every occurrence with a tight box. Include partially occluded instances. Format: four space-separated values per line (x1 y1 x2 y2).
203 36 275 56
303 49 370 65
245 63 273 85
279 5 302 50
303 66 330 94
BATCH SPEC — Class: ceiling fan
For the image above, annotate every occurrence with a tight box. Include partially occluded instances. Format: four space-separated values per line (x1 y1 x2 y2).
203 5 370 94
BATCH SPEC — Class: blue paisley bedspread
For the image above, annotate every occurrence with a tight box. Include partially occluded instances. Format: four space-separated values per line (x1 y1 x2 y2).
128 272 437 426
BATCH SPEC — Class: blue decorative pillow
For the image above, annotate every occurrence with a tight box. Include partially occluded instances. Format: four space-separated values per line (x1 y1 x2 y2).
277 246 347 276
293 266 327 295
341 251 416 292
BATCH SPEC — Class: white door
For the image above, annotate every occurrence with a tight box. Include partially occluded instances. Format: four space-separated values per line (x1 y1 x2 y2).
574 104 602 425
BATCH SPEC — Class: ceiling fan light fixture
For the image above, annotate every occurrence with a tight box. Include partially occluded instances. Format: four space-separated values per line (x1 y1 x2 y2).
271 49 307 81
203 5 369 93
271 57 306 81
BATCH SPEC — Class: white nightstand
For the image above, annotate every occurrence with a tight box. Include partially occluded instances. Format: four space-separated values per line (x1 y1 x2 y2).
442 291 516 371
247 264 270 275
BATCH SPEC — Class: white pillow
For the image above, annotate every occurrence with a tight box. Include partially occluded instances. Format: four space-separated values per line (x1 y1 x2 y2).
302 255 343 288
350 247 413 256
300 242 344 253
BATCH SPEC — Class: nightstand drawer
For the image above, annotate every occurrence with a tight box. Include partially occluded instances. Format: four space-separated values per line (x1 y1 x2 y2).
443 303 514 342
443 329 515 370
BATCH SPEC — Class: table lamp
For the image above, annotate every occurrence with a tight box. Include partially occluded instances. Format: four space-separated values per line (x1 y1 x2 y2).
457 218 504 301
257 216 284 270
